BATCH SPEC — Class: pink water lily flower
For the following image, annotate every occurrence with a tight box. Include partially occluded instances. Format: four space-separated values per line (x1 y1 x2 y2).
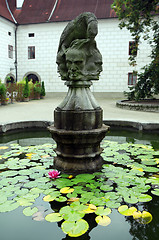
48 170 60 179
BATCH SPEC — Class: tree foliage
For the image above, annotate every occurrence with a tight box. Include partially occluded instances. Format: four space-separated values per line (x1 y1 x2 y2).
112 0 159 100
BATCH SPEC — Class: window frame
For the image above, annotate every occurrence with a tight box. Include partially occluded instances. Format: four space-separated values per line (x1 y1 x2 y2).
28 46 35 59
128 72 137 86
8 45 13 59
129 41 137 56
28 33 35 37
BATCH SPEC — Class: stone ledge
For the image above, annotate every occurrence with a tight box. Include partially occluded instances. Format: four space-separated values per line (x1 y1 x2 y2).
0 121 53 134
116 100 159 112
0 120 159 134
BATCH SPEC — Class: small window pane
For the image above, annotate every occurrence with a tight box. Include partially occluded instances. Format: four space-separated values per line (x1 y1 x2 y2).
129 41 137 56
8 45 13 58
28 46 35 59
28 33 35 37
128 73 137 85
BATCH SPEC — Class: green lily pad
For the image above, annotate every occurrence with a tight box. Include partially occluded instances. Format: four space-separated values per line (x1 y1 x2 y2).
59 206 85 221
0 201 19 212
151 189 159 196
61 219 89 237
45 213 63 222
138 194 152 202
95 207 111 216
23 207 38 216
95 215 111 226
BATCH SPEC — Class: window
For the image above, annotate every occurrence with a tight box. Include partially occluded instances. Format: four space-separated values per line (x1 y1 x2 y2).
129 41 137 56
8 32 11 36
28 46 35 59
8 45 13 58
128 73 137 85
28 33 35 37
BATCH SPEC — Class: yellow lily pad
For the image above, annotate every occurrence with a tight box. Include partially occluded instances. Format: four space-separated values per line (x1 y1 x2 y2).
60 187 74 194
83 204 97 213
43 195 56 202
41 155 50 158
67 197 80 203
0 146 9 150
118 205 137 216
133 211 142 219
68 175 74 179
95 215 111 226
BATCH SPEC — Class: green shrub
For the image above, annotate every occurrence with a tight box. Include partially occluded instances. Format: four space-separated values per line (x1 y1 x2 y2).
23 78 30 98
40 81 46 97
0 82 7 101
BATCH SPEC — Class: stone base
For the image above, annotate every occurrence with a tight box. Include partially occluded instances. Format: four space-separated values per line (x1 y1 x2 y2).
53 155 104 173
48 124 109 173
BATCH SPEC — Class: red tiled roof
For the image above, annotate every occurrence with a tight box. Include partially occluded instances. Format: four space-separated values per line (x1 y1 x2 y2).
11 0 58 24
50 0 116 22
0 0 116 25
0 0 15 22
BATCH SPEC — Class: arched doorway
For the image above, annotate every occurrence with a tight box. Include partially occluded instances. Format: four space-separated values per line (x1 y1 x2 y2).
5 74 16 83
25 72 41 84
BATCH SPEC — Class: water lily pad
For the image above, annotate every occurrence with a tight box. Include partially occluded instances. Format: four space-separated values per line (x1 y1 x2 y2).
138 194 152 202
45 212 63 222
133 211 142 219
0 201 19 212
60 187 74 194
55 196 67 202
23 207 38 216
106 201 120 208
151 189 159 196
60 205 85 221
134 211 153 224
118 205 137 216
61 219 89 237
95 215 111 226
95 207 111 216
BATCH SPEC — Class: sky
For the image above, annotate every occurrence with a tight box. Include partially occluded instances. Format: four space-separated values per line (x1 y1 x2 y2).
17 0 24 8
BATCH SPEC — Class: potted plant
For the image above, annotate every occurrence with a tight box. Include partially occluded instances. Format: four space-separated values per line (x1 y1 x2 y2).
23 78 30 101
40 81 46 99
0 81 7 105
34 82 41 100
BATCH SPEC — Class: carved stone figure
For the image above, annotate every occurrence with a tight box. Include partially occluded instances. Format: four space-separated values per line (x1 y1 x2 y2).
56 12 102 81
48 12 109 173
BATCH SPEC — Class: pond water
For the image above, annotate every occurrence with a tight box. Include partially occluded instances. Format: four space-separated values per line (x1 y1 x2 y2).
0 129 159 240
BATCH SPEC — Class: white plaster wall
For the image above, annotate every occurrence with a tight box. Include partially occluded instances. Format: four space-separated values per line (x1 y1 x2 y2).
94 18 152 92
17 18 152 93
17 22 68 92
0 17 16 83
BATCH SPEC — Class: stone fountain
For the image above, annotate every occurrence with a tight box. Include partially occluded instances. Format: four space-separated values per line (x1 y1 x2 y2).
48 12 109 173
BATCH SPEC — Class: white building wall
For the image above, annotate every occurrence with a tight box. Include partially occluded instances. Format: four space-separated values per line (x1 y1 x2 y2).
0 17 16 83
94 18 151 92
17 22 68 92
16 18 152 93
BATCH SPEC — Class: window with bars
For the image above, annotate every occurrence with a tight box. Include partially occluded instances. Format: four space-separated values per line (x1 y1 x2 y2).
8 45 13 58
28 46 35 59
128 72 137 85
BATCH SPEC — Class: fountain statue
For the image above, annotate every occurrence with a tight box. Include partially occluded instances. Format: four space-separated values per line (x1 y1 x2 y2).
48 12 109 173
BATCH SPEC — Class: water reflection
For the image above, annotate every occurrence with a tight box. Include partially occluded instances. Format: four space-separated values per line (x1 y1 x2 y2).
127 196 159 240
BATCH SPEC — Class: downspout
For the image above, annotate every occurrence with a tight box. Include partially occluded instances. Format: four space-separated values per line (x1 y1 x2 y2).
5 0 18 81
15 25 18 82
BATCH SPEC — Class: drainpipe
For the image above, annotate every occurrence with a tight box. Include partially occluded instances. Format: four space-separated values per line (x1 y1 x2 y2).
14 25 18 82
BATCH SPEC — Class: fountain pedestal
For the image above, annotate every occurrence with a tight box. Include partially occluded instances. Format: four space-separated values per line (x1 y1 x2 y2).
48 81 109 173
48 12 109 173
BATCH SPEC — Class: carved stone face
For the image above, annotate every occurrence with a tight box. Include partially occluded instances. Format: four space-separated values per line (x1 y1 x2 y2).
66 49 86 80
